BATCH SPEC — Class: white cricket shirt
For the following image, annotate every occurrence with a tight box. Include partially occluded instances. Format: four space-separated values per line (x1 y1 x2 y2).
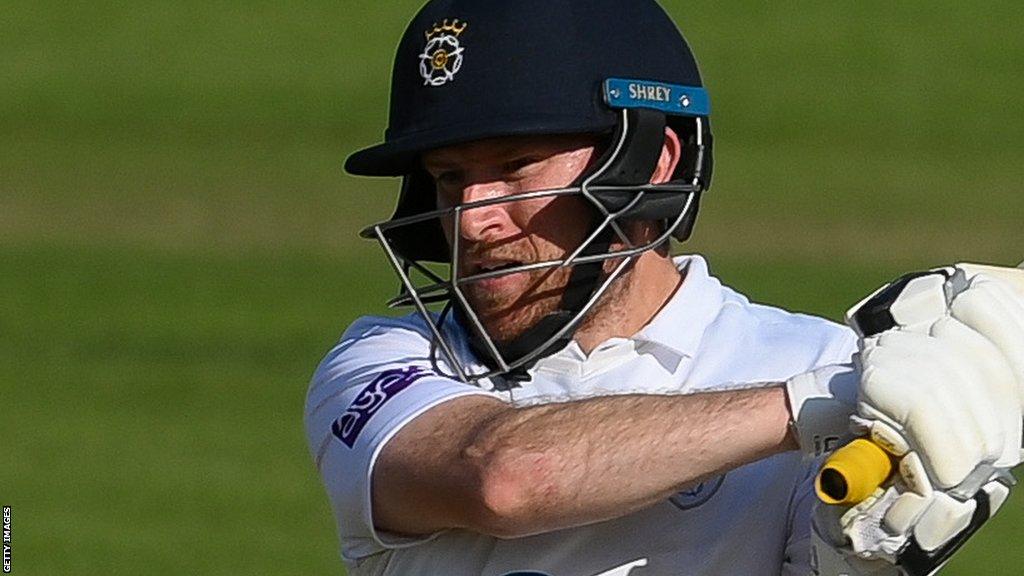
305 255 858 575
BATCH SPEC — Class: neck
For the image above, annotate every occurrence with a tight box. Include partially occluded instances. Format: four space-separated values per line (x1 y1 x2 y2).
572 250 684 355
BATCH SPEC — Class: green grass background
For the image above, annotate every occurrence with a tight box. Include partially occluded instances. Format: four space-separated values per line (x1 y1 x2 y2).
2 1 1022 574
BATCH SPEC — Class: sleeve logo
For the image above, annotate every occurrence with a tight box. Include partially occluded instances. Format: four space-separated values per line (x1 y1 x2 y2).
332 366 432 448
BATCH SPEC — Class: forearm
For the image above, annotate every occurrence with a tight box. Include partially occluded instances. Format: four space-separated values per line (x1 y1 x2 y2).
463 385 796 536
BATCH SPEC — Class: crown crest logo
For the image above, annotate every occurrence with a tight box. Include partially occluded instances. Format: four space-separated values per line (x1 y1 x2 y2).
419 18 469 87
425 18 468 41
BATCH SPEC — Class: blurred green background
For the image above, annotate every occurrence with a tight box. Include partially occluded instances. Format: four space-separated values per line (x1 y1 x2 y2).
2 1 1022 574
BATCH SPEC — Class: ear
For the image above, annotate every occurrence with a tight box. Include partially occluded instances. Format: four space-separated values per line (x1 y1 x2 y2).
650 126 682 185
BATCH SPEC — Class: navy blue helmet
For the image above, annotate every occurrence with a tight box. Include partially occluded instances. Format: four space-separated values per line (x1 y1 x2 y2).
349 0 714 382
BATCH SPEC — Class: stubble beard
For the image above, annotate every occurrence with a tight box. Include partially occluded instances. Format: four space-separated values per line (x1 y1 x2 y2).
464 256 636 347
464 264 574 344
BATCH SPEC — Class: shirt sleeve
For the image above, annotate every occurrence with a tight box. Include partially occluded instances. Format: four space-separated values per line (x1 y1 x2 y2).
822 326 858 367
304 315 502 562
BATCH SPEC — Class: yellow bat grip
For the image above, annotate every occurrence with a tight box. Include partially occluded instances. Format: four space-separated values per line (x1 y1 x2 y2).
815 439 894 505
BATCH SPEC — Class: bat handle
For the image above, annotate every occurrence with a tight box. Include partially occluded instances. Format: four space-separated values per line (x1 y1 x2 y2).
815 439 894 505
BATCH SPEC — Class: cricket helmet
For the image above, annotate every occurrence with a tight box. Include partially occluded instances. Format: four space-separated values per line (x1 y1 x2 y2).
347 0 713 383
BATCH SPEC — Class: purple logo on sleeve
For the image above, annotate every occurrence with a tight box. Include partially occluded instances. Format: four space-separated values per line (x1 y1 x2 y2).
331 366 432 448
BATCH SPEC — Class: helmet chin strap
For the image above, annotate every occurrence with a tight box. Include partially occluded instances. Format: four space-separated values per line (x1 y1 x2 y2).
456 228 616 385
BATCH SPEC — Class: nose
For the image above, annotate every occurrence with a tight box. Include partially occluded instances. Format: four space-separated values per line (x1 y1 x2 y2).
457 181 516 244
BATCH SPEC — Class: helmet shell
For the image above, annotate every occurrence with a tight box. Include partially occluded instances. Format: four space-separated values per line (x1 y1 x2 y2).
345 0 706 176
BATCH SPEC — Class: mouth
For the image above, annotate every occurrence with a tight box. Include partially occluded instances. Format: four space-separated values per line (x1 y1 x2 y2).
468 260 526 277
460 259 536 298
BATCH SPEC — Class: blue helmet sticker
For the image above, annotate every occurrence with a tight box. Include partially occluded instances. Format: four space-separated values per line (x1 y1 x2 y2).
604 78 710 117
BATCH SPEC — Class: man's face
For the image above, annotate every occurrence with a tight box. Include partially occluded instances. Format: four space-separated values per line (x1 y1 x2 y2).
422 134 601 344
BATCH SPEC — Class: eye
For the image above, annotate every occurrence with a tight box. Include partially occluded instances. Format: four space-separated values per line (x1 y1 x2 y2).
431 169 463 189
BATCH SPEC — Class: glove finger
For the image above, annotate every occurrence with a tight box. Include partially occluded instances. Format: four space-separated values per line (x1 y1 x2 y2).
931 316 1023 468
871 328 1000 454
883 490 933 536
864 331 984 439
861 334 988 487
981 476 1012 515
912 492 978 552
952 276 1024 396
925 322 1011 465
861 363 978 488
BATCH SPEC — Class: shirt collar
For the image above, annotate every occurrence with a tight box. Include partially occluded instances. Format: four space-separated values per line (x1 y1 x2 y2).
631 254 725 360
442 253 727 371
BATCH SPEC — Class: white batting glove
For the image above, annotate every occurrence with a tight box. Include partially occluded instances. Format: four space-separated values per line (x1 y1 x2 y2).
815 475 1012 576
834 267 1024 572
850 326 1018 557
858 320 1021 489
786 364 859 458
950 271 1024 416
784 268 1024 462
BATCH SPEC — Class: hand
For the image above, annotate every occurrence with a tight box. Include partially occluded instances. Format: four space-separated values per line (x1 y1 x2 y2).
830 267 1024 572
857 269 1024 491
849 323 1017 558
812 475 1012 576
858 314 1021 489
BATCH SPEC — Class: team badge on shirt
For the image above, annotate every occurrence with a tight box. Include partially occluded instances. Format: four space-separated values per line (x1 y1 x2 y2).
669 475 725 510
331 366 432 447
419 18 467 86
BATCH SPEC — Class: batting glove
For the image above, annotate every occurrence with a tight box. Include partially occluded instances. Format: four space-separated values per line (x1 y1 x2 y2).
786 364 859 458
829 266 1024 575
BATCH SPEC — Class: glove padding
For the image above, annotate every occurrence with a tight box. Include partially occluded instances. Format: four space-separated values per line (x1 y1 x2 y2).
786 364 859 458
836 268 1024 568
859 321 1021 489
814 475 1012 576
950 273 1024 411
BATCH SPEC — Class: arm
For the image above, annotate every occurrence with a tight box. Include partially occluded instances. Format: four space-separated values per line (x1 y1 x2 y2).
373 384 796 538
